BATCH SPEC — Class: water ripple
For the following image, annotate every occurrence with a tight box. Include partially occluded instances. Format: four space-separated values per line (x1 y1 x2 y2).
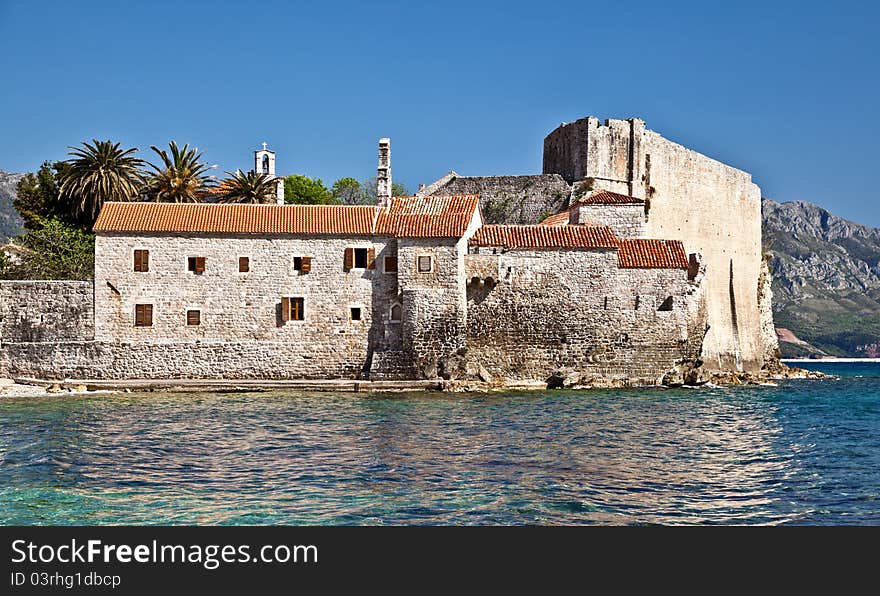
1 369 879 525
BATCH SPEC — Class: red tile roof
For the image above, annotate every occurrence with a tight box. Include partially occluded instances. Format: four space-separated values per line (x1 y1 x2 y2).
617 239 689 269
538 211 571 226
375 195 480 238
93 202 377 235
470 225 618 250
576 189 645 205
94 195 481 238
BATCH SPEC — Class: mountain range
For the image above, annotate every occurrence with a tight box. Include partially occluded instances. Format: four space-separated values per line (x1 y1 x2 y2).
0 168 877 357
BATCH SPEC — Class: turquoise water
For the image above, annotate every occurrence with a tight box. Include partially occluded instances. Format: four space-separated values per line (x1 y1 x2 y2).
1 362 878 525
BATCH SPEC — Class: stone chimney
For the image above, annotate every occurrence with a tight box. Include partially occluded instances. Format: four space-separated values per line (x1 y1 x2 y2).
377 137 391 208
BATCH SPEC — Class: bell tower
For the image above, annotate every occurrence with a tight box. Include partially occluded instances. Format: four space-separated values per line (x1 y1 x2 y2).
254 142 284 204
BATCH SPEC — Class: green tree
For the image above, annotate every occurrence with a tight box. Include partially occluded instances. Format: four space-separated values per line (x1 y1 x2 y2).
59 140 146 223
0 217 94 280
284 174 333 205
144 141 215 203
359 177 411 204
330 177 365 204
217 170 279 204
13 161 78 231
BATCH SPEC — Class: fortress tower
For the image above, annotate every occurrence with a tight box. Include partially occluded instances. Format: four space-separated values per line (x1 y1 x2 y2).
544 117 767 371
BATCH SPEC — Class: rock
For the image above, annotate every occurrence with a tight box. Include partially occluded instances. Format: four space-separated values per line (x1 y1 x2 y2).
477 365 492 383
73 384 88 392
46 383 62 393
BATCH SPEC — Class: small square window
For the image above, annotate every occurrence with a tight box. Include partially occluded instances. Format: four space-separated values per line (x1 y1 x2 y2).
293 256 302 271
282 297 305 322
239 257 249 273
384 256 398 273
417 255 433 273
350 307 362 321
187 310 201 326
188 256 206 274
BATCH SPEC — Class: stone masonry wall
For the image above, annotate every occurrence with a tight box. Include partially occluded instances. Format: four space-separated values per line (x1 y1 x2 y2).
0 281 94 343
93 232 401 379
464 249 705 384
572 204 645 238
427 175 571 224
543 117 765 371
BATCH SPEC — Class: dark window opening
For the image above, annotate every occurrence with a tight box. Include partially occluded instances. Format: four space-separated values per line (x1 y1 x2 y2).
187 310 201 326
603 297 609 310
354 248 368 269
658 296 674 311
239 257 249 273
134 249 149 272
350 307 362 321
384 256 398 273
294 256 302 271
134 304 153 327
188 256 206 274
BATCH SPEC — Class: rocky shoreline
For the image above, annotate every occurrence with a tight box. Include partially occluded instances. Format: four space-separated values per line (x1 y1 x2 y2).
2 359 830 397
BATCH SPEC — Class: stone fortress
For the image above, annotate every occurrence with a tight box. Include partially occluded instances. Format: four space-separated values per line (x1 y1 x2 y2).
0 116 779 386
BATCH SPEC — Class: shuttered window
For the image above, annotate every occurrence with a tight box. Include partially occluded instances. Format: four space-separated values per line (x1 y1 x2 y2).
239 257 249 273
188 257 206 274
346 248 371 269
134 304 153 327
187 310 201 326
384 256 398 273
134 250 149 272
294 256 312 273
281 297 305 322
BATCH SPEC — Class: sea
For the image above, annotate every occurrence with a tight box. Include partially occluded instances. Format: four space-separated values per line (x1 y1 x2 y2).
1 360 878 525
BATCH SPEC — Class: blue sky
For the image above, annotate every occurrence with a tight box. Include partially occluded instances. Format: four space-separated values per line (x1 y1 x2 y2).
1 0 878 223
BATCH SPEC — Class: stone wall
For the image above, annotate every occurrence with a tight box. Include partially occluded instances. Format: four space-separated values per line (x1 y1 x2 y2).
463 249 706 384
572 204 645 238
424 175 571 224
543 117 765 371
0 281 94 343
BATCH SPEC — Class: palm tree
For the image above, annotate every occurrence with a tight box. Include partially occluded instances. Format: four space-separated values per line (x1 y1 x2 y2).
144 141 216 203
58 140 146 221
217 170 279 204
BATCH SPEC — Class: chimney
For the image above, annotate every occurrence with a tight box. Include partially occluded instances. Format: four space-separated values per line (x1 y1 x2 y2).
377 137 391 208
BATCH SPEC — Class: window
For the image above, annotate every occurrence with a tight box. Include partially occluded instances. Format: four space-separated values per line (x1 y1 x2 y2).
188 256 206 274
262 154 270 174
293 256 312 274
350 307 362 321
389 303 402 323
187 310 201 326
344 247 375 270
658 296 674 312
239 257 249 273
134 304 153 327
134 250 149 272
417 255 433 273
281 297 305 322
384 256 398 274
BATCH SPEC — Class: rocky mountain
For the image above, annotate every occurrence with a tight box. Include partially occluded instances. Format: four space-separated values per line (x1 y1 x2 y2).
0 170 24 241
763 198 880 357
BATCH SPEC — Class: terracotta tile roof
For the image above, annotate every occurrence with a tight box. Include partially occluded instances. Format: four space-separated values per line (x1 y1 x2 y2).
470 224 618 250
576 189 645 205
93 202 377 235
538 211 571 226
375 195 480 237
617 239 689 269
